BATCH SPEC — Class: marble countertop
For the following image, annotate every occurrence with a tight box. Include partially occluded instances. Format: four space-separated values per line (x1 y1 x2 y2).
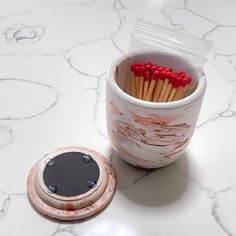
0 0 236 235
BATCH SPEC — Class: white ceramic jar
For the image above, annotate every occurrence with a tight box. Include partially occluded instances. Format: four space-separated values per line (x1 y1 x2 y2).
106 52 206 168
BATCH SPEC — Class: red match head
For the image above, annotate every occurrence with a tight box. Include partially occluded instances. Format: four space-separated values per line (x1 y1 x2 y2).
144 71 151 81
158 66 164 71
152 70 159 81
159 71 166 80
182 77 188 87
145 63 152 72
131 64 136 71
170 73 177 85
182 76 192 86
134 66 140 76
164 67 173 72
151 65 158 74
178 70 186 78
166 72 172 78
173 76 182 88
140 66 146 76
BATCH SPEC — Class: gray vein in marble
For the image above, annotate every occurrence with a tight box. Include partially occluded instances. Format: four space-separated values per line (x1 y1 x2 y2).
163 0 236 42
92 73 108 139
226 56 236 81
202 25 219 38
63 38 106 55
111 3 122 39
0 192 27 223
169 0 236 27
202 25 236 41
0 193 26 234
211 55 236 82
63 38 113 78
61 2 123 57
50 224 76 236
0 2 234 233
161 3 185 30
69 69 108 139
111 38 124 55
197 55 236 128
2 24 45 44
110 1 125 54
63 55 98 78
211 51 236 58
0 0 48 21
114 0 125 9
0 78 59 120
118 170 153 190
197 109 236 128
62 5 123 76
184 0 218 26
49 224 61 236
176 52 236 129
201 186 234 236
0 126 13 148
197 52 236 128
114 0 123 10
174 163 235 236
0 194 10 220
64 39 116 139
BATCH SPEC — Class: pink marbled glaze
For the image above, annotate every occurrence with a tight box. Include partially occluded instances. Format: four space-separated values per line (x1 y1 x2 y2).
111 105 191 163
27 147 116 221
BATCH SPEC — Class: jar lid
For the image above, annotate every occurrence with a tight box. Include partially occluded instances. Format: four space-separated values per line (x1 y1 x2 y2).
27 146 116 221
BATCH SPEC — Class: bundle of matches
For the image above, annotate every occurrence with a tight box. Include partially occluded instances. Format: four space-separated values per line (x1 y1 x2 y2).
130 63 192 102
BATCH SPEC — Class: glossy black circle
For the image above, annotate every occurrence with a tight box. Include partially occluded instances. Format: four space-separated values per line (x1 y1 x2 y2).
43 152 100 197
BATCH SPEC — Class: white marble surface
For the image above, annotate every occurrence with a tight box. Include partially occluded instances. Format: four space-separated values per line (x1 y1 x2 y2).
0 0 236 235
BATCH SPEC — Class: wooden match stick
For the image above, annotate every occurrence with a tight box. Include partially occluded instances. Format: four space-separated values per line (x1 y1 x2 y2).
145 62 151 79
152 70 166 102
158 71 172 102
143 71 151 100
143 64 157 101
130 63 190 103
163 73 176 102
131 64 136 97
140 63 151 97
179 76 192 99
145 70 159 101
137 66 145 99
134 66 140 98
167 76 182 102
173 76 186 101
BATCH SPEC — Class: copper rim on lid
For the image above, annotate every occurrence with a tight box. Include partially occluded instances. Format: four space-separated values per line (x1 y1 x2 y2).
27 146 116 221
